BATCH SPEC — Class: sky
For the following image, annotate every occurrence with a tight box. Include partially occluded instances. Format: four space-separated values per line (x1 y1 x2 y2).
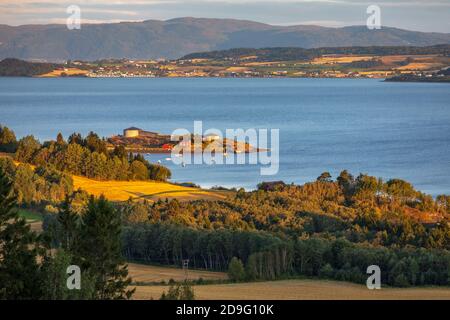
0 0 449 32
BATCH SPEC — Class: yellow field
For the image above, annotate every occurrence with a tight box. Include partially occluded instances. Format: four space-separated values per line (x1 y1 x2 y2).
358 71 394 76
132 279 450 300
128 263 228 283
239 55 258 60
244 61 282 66
395 63 443 71
2 156 227 202
225 67 250 72
311 56 376 64
38 68 89 77
72 175 228 202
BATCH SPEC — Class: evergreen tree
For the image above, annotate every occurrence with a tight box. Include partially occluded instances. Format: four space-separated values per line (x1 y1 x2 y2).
58 197 79 252
0 168 41 299
39 250 96 300
77 196 134 299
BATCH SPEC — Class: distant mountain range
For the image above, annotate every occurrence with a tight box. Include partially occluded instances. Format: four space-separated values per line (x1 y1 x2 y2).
1 17 450 61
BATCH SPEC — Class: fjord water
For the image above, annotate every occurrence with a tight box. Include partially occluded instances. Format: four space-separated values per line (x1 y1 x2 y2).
0 77 449 195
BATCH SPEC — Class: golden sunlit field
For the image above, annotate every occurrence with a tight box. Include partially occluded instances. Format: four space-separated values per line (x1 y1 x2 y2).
72 175 228 202
395 63 443 70
132 279 450 300
2 156 229 202
311 55 376 64
128 263 228 283
225 67 250 72
38 68 89 77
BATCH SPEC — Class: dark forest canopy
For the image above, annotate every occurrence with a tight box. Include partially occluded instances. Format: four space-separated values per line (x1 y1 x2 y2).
181 44 450 62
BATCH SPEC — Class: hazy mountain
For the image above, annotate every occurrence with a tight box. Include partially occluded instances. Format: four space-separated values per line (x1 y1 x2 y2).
0 17 449 61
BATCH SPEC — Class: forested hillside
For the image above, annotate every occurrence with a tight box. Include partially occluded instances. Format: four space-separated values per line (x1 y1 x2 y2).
181 44 450 62
117 172 449 287
2 124 449 289
0 58 60 76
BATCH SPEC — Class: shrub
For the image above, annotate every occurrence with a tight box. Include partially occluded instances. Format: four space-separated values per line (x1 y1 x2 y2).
228 257 245 282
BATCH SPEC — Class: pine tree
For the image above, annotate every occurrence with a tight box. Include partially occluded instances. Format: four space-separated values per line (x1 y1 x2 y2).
39 250 96 300
58 197 79 252
0 168 41 299
77 196 134 299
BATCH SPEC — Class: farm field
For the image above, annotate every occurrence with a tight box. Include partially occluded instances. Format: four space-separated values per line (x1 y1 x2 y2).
38 68 89 77
72 175 229 202
132 279 450 300
1 155 228 202
128 263 228 283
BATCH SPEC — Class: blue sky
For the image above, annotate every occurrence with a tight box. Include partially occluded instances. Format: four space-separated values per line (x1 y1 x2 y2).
1 0 449 32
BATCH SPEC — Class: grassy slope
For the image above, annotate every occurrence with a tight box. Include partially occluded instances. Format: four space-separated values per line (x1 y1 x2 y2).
17 209 43 222
1 156 228 202
72 175 228 202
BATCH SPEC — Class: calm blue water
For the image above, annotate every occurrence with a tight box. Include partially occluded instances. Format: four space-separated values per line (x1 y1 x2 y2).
0 77 449 195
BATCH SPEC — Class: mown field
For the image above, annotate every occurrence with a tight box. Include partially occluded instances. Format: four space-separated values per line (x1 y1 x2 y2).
72 175 229 202
128 263 228 283
132 279 450 300
126 263 450 300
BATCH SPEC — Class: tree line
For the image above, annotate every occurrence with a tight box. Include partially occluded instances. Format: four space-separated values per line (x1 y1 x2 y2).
119 222 449 287
112 170 449 287
0 125 171 181
117 170 449 251
181 45 450 62
0 58 60 77
0 156 77 211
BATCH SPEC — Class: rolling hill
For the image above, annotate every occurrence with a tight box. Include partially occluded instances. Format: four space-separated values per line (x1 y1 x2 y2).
1 17 450 61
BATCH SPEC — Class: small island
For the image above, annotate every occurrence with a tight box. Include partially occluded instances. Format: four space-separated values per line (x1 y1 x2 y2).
108 127 263 153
